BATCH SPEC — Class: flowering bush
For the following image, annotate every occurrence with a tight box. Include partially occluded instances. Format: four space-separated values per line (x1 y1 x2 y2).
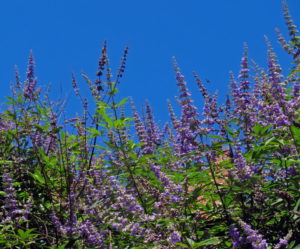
0 1 299 248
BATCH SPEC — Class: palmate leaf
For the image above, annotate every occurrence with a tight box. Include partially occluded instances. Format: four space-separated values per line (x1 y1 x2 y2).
17 229 38 239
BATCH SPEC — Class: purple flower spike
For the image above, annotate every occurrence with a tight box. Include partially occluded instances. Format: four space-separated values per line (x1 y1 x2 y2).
2 173 30 223
2 173 18 217
150 163 183 202
145 101 161 146
265 37 285 101
24 51 38 100
132 100 153 154
172 58 200 158
229 225 245 249
232 143 254 180
238 218 268 249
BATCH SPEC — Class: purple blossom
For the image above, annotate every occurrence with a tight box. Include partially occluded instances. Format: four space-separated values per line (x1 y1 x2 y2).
169 231 181 244
1 173 30 223
238 45 251 91
231 47 252 118
229 226 245 249
0 115 15 132
2 173 18 217
145 101 161 146
194 73 209 99
132 102 154 154
78 220 105 247
238 218 268 249
232 143 254 180
24 51 38 100
276 238 288 248
173 59 200 157
167 100 181 131
201 92 220 132
175 70 198 129
150 163 183 200
275 230 293 249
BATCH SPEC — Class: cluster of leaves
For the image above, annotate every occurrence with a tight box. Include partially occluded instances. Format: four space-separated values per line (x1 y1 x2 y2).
0 1 300 248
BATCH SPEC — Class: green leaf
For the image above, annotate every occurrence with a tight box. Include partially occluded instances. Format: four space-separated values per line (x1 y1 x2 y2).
291 125 300 136
115 97 128 107
291 125 300 144
253 124 272 136
207 135 226 140
275 139 286 146
224 126 234 137
0 160 13 164
4 96 16 105
17 229 26 239
87 128 101 136
29 170 45 184
195 237 221 247
293 198 300 220
175 243 189 248
253 124 263 134
186 238 195 246
225 241 232 247
288 240 296 249
196 231 204 237
265 137 276 146
271 198 284 206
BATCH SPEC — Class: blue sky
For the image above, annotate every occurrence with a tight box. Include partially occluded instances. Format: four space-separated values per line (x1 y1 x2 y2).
0 0 299 122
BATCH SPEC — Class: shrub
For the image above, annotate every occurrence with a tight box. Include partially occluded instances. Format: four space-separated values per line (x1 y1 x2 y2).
0 1 299 248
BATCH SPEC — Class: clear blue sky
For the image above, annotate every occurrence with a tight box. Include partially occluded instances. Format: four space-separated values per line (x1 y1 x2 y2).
1 0 299 122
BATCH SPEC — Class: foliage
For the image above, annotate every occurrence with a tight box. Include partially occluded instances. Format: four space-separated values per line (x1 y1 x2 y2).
0 1 300 248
